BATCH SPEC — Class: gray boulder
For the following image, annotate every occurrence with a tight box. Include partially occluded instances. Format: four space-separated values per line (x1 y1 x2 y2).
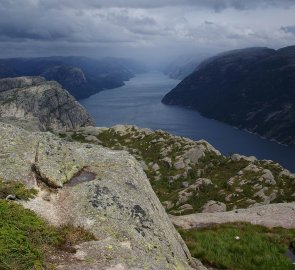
202 200 227 213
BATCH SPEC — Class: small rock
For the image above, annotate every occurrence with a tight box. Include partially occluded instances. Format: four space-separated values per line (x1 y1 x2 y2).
231 154 257 162
181 181 189 188
162 201 174 210
85 135 100 143
202 200 226 213
174 159 185 170
161 157 172 168
151 163 160 171
178 204 194 211
6 194 16 200
259 169 276 185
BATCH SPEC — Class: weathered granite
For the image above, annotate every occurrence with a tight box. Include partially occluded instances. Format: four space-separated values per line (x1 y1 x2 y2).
0 122 201 270
171 203 295 229
0 76 94 131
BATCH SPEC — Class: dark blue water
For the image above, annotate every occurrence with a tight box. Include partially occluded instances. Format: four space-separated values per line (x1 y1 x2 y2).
81 72 295 172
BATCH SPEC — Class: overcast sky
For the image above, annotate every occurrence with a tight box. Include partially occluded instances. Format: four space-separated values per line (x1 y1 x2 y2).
0 0 295 65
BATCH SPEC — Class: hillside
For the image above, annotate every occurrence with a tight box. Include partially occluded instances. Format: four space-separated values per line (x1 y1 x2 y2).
0 56 147 100
61 125 295 215
162 46 295 146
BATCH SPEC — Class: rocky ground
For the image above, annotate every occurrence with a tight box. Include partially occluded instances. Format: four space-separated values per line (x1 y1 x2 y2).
0 76 94 131
171 202 295 229
1 77 295 269
59 125 295 217
0 122 201 270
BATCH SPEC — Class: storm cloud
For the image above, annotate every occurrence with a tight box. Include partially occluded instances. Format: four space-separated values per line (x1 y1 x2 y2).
0 0 295 65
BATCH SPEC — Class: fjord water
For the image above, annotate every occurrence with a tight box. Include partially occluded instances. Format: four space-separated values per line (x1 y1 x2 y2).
81 72 295 172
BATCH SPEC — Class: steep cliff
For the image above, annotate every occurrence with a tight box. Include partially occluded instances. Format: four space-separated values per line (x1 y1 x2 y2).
0 56 147 99
0 122 198 269
0 76 95 131
162 46 295 146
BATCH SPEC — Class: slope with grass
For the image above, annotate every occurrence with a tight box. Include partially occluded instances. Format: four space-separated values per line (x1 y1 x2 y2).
0 180 95 270
179 223 295 270
61 125 295 216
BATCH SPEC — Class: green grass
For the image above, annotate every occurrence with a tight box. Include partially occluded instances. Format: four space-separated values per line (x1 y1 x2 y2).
0 180 95 269
0 200 95 270
0 179 37 200
179 223 295 270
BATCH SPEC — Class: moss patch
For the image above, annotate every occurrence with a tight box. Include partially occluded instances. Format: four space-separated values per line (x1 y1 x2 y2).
0 180 95 270
0 179 37 200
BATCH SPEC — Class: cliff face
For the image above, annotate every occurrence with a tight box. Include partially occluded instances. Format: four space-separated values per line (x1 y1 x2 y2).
0 122 196 270
0 56 147 100
0 76 95 131
162 46 295 146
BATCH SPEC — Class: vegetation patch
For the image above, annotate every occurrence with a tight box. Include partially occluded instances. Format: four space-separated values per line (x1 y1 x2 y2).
179 223 295 270
0 180 95 270
0 179 37 200
63 127 295 214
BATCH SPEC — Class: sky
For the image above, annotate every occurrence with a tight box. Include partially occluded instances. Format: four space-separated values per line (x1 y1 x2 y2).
0 0 295 65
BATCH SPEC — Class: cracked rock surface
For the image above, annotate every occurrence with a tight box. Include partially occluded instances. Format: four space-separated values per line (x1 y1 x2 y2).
0 122 199 270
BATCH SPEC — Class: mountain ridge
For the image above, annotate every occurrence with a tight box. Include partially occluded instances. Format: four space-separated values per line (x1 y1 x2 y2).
162 45 295 146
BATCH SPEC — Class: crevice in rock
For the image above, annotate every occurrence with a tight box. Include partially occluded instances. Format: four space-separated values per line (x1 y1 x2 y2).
31 141 61 189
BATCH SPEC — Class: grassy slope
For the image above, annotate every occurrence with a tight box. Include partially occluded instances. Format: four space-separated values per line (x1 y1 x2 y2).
0 180 95 270
63 127 295 214
179 223 295 270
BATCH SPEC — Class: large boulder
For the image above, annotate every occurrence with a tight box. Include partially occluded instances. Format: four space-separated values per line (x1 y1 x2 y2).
0 122 199 270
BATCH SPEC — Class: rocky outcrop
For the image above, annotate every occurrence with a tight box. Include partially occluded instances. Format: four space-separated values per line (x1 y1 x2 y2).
171 202 295 229
60 125 295 215
162 46 295 146
0 122 200 269
0 76 95 131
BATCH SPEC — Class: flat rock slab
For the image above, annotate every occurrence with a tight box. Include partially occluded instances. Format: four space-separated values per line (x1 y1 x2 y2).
171 203 295 229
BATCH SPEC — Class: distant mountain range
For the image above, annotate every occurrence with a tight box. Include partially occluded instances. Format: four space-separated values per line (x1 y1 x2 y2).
0 56 147 100
162 46 295 146
164 53 210 80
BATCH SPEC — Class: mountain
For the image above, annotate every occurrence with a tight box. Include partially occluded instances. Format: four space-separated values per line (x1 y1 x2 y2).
162 46 295 146
0 56 147 100
164 54 210 80
0 76 94 131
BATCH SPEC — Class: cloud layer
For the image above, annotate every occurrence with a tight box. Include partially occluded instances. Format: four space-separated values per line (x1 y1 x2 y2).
0 0 295 64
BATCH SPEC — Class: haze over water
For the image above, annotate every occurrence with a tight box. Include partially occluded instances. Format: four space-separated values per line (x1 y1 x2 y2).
81 72 295 172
